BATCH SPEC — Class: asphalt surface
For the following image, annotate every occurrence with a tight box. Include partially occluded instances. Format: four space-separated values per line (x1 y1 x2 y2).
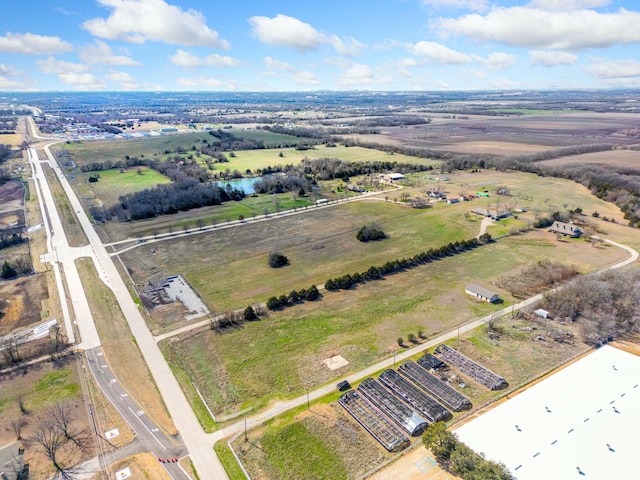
34 135 229 480
84 347 188 479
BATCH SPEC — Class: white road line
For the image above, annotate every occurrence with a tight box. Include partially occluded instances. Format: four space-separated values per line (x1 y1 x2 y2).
128 406 166 450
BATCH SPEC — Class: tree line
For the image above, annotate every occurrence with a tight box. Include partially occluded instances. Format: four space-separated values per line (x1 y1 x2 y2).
325 237 487 291
101 179 245 221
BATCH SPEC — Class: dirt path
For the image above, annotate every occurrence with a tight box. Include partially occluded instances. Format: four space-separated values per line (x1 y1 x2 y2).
478 216 493 237
368 446 459 480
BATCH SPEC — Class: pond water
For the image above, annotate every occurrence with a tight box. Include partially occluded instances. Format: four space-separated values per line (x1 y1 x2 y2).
215 177 258 194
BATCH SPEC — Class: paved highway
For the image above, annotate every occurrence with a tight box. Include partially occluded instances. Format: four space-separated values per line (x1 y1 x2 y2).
37 141 229 480
25 115 229 480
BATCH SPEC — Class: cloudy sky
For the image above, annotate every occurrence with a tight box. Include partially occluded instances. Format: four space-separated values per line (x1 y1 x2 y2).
1 0 640 91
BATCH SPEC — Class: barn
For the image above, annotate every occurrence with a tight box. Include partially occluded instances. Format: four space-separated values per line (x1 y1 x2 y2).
465 284 500 303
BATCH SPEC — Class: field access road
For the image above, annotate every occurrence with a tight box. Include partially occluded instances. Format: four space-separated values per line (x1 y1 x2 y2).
37 139 229 480
218 236 638 439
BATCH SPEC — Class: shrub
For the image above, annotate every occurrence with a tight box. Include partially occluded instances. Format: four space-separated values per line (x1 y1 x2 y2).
268 251 289 268
356 224 386 242
1 261 17 279
266 297 281 310
243 306 258 321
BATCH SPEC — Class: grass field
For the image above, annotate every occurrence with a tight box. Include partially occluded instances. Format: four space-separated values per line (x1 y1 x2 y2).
232 316 588 480
213 145 439 174
158 228 625 418
0 359 89 479
72 166 170 208
43 164 88 247
538 148 640 169
62 129 304 168
121 200 475 315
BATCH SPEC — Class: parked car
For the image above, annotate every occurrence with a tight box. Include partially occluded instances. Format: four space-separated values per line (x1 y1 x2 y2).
336 380 351 392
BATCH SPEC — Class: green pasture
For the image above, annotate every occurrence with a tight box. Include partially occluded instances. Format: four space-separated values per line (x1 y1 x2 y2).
157 227 624 416
217 145 439 173
224 128 303 146
73 166 171 206
63 133 212 165
62 129 304 168
121 200 475 312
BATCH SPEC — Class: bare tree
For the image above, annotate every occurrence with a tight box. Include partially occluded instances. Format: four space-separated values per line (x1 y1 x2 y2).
27 401 91 479
17 393 29 415
11 417 28 440
50 401 90 454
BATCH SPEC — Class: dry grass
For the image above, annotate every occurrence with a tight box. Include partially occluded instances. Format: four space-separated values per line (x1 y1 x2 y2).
236 404 389 480
96 452 173 480
76 257 177 435
43 164 88 247
84 370 136 449
538 148 640 168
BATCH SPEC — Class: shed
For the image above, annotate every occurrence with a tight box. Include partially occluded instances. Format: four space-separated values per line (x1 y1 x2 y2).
465 284 500 303
535 309 550 319
386 173 405 181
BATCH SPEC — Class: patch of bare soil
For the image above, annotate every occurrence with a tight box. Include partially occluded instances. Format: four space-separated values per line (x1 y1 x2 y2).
0 180 25 216
0 274 48 333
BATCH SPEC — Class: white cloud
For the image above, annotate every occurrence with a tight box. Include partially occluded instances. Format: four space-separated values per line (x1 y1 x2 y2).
0 77 27 89
177 77 237 89
292 71 320 86
473 52 517 70
328 35 364 56
0 63 20 77
80 40 140 66
263 56 296 72
261 57 319 86
249 14 326 53
0 32 72 55
106 71 140 89
530 50 578 67
337 62 393 86
249 14 363 55
527 0 611 11
585 58 640 79
407 41 471 65
169 49 245 68
37 57 88 74
58 72 106 90
435 7 640 50
83 0 230 48
422 0 489 11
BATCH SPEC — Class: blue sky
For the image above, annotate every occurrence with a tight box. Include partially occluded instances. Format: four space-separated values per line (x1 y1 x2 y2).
1 0 640 91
